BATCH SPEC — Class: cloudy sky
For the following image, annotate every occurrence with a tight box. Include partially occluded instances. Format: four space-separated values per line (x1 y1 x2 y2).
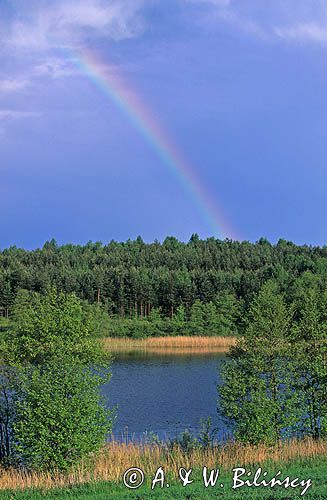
1 0 327 247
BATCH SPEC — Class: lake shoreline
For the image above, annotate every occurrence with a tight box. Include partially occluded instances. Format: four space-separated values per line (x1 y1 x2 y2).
0 437 325 493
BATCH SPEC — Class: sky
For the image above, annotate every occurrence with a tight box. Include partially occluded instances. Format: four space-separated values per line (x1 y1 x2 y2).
1 0 327 248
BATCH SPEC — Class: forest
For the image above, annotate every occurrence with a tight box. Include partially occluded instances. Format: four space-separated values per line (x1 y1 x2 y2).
1 235 327 337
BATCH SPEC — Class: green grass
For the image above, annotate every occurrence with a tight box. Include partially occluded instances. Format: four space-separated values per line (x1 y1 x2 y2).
1 458 325 499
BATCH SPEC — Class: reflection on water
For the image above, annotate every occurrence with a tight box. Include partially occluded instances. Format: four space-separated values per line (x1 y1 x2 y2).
108 346 229 357
102 351 230 442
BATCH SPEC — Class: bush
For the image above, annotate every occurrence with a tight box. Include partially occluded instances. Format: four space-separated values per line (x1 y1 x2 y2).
14 357 112 471
0 289 113 472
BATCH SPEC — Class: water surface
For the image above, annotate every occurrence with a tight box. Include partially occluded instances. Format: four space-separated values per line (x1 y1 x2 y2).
102 350 229 442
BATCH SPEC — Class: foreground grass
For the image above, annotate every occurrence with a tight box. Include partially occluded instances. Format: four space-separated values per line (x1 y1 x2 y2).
102 335 237 354
0 438 325 494
0 457 326 499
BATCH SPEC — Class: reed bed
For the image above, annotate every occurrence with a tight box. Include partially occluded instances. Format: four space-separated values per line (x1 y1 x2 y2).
107 346 230 356
0 438 325 491
102 335 237 353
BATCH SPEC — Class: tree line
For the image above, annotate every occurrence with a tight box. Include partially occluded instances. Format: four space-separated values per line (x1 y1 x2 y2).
1 235 327 337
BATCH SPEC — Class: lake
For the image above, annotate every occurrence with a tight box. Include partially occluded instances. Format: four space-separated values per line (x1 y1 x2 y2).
102 350 231 442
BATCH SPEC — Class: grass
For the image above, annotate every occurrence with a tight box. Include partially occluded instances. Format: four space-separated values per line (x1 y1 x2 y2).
102 335 237 354
0 438 325 494
1 459 325 499
0 459 325 499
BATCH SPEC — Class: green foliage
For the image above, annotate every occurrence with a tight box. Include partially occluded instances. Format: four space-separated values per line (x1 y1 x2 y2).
0 317 10 330
2 236 326 339
1 237 327 328
245 281 292 345
220 282 298 444
219 281 327 444
189 300 206 335
214 293 241 335
0 367 17 465
13 357 112 472
291 286 327 438
189 299 238 336
198 416 217 448
171 305 187 335
220 353 301 445
0 289 112 472
4 288 104 365
81 302 112 338
168 429 199 453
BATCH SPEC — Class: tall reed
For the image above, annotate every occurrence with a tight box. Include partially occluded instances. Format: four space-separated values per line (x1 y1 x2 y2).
102 335 237 353
0 438 325 491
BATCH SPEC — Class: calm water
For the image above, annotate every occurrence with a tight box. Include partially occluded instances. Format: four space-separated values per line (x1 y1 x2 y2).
102 351 230 442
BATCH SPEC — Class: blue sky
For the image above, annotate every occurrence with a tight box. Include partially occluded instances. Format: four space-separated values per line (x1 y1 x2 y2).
1 0 327 248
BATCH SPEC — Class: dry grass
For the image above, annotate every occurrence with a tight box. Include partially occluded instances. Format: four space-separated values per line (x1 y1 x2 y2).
0 438 325 491
102 336 237 354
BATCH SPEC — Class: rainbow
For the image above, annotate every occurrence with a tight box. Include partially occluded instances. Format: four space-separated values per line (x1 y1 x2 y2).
70 49 237 240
